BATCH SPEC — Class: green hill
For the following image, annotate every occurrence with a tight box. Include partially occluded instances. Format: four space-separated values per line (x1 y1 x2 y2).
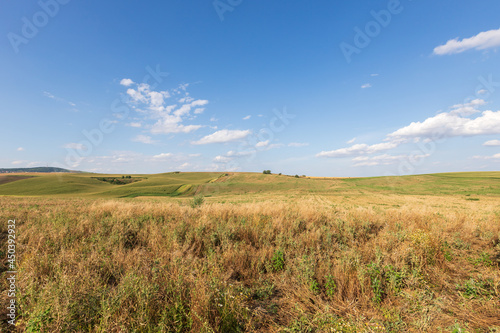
0 171 498 199
0 172 222 198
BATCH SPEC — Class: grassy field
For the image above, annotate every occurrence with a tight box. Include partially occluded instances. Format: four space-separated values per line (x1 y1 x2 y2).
0 172 499 332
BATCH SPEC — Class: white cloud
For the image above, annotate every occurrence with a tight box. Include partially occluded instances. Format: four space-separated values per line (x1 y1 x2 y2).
172 100 208 117
63 143 87 150
388 102 500 140
243 115 251 120
352 153 429 167
317 142 398 158
213 155 232 163
11 160 24 165
121 82 207 134
179 96 194 103
472 153 500 160
214 149 256 164
120 78 134 86
478 89 488 95
191 99 208 107
226 150 253 157
44 91 77 109
127 88 147 103
347 137 356 144
151 114 203 134
268 143 284 149
132 135 156 144
17 147 24 151
127 122 142 128
256 140 269 148
449 99 486 116
371 73 379 77
43 91 56 99
149 91 165 107
361 83 372 89
192 129 251 145
178 162 190 169
317 99 500 161
433 28 500 55
483 139 500 146
288 142 309 147
70 150 203 172
153 153 173 160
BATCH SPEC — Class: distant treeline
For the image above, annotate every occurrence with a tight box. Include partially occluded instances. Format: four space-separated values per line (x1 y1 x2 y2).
0 167 78 173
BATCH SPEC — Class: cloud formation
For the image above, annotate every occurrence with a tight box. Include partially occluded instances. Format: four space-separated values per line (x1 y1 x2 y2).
317 99 500 165
63 143 87 150
121 80 207 134
352 153 429 167
433 28 500 55
288 142 309 147
388 100 500 140
473 153 500 160
132 135 156 144
120 78 134 86
317 142 398 158
192 129 251 145
483 139 500 146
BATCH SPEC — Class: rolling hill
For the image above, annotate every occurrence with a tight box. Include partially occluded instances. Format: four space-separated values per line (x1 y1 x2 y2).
0 171 498 199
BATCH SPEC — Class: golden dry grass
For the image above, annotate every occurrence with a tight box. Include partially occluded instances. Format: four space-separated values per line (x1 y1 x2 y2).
0 193 499 332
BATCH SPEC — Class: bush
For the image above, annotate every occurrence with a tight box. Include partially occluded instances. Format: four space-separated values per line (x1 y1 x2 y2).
190 195 204 208
263 170 271 174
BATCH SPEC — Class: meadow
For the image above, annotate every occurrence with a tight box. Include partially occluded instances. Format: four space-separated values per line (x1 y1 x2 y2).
0 172 499 332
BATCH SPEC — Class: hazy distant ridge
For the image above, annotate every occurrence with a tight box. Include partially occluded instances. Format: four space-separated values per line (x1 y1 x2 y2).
0 167 79 173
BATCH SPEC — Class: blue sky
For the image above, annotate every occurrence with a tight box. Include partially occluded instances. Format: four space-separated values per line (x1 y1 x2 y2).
1 0 500 176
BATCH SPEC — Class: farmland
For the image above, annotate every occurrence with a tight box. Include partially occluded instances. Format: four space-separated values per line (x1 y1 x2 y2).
0 172 499 332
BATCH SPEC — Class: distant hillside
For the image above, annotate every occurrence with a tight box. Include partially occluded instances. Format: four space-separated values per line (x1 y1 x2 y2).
0 167 79 174
0 171 499 198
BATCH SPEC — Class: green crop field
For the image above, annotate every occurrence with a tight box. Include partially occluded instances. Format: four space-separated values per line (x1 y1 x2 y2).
1 171 499 199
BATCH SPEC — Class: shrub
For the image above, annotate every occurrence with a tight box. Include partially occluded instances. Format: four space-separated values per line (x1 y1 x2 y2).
190 195 204 208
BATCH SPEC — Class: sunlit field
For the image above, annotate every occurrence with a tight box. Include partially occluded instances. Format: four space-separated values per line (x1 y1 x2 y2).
1 172 499 332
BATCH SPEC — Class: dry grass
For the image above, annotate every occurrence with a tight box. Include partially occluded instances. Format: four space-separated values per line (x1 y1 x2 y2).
0 195 499 332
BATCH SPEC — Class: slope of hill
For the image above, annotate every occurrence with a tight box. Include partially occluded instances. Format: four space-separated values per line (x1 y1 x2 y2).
0 172 223 198
0 171 498 199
